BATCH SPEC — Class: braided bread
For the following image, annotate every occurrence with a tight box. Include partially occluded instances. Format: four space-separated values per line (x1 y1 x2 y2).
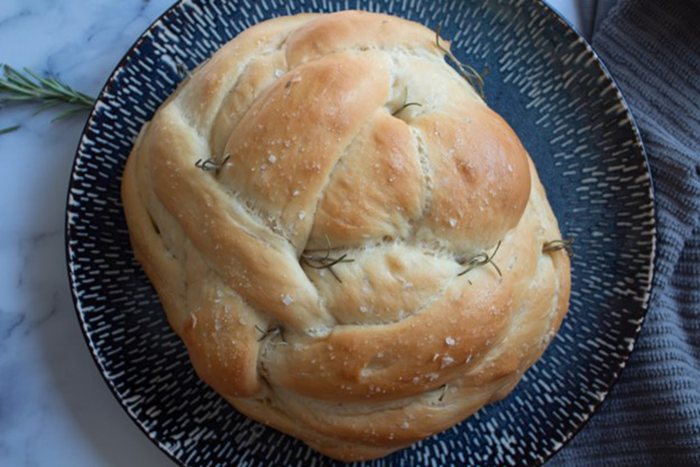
121 10 571 461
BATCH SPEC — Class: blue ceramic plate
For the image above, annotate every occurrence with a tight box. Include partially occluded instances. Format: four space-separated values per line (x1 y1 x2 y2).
66 1 655 465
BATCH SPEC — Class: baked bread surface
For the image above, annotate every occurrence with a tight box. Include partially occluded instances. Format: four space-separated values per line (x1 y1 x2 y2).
122 10 571 461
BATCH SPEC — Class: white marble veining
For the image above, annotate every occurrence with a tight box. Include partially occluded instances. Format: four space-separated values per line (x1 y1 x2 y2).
0 1 580 465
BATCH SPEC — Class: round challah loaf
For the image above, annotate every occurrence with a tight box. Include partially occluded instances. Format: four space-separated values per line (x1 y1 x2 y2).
122 10 571 462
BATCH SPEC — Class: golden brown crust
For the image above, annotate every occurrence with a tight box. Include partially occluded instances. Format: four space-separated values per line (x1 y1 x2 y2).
311 109 424 246
121 10 571 462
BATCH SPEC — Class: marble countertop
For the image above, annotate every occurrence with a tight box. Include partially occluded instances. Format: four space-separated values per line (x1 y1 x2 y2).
0 1 580 465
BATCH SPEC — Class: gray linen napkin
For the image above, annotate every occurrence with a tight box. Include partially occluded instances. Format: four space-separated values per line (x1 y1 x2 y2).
551 1 700 465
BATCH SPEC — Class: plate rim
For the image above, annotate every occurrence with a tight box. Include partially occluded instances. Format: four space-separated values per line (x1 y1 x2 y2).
65 2 198 466
531 2 657 463
64 1 657 465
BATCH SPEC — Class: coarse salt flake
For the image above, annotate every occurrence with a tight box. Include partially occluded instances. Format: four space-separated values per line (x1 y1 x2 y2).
441 355 455 369
282 294 294 306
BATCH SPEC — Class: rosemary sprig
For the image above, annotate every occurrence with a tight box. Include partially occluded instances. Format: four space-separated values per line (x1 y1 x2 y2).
195 155 230 174
392 88 423 116
435 25 486 99
175 60 192 79
255 324 286 343
543 238 575 258
0 125 20 136
0 64 95 135
301 235 354 283
458 241 502 278
438 384 448 402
